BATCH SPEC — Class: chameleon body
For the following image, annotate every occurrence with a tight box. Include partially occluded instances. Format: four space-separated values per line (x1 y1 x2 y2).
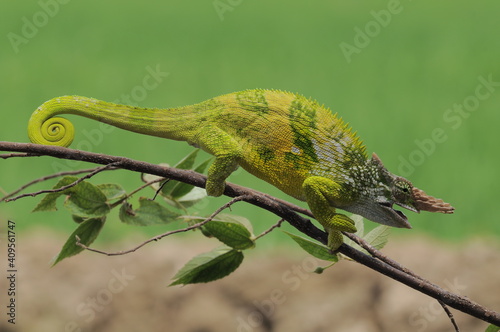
28 89 454 249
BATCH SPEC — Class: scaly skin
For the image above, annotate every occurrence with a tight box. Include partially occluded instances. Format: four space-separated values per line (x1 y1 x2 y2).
27 89 454 250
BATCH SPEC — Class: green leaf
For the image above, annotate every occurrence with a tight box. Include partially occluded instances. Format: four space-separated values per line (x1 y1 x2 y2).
96 183 127 201
169 183 194 200
141 163 168 190
72 215 86 224
32 176 80 212
169 156 211 199
53 217 105 265
174 149 200 170
170 246 244 286
203 219 254 250
186 213 255 249
485 325 500 332
32 192 60 212
350 214 365 237
363 225 390 250
217 214 254 235
171 187 208 208
32 176 110 217
193 157 212 174
342 215 391 257
161 150 200 196
63 181 110 217
119 197 180 226
187 214 253 234
342 214 365 248
142 153 211 202
284 231 338 262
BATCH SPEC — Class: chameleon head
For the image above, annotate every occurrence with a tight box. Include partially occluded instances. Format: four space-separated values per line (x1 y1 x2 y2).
345 153 454 229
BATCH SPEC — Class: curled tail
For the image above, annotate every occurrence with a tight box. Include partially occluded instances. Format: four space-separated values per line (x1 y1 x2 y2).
28 97 79 147
28 96 198 147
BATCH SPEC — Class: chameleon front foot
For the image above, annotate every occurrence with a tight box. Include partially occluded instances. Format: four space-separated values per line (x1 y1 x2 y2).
324 214 357 251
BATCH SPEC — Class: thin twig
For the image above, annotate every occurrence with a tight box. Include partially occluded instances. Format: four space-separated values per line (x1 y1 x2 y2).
4 162 122 202
76 195 248 256
343 232 416 275
342 232 460 331
153 179 171 200
254 218 285 241
0 152 37 159
439 300 460 332
0 186 8 196
1 166 119 203
140 172 171 201
108 177 165 209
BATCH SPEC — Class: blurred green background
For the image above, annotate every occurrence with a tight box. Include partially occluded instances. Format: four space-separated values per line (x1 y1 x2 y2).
1 0 500 246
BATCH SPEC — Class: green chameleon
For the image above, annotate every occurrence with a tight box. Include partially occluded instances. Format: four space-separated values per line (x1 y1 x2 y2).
27 89 454 250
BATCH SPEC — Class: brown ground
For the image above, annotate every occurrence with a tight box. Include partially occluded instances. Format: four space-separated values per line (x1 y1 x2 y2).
1 228 499 332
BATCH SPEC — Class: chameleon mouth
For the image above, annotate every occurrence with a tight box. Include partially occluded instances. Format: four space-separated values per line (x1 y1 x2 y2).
394 208 408 220
395 201 420 214
378 201 412 229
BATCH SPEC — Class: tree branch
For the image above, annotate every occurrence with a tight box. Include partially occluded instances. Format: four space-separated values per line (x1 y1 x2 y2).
1 141 499 327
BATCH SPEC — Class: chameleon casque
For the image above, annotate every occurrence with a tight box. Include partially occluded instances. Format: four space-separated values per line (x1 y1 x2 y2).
27 89 454 250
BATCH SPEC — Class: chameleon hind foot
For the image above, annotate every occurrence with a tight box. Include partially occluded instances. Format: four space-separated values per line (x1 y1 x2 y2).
205 155 240 197
205 178 226 197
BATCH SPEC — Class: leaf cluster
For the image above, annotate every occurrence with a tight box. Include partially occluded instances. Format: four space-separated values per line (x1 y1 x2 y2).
33 150 209 266
31 150 392 285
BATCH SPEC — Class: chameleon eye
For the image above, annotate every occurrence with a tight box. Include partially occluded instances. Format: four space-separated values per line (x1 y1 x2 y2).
395 180 412 194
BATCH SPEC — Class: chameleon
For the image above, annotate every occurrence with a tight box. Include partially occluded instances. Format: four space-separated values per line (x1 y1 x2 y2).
27 89 454 250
